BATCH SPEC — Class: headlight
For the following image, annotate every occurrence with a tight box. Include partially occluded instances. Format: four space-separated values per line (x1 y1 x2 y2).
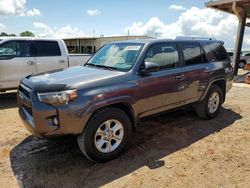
37 90 77 105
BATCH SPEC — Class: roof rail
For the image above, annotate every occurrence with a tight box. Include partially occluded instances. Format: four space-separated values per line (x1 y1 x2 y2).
175 36 216 41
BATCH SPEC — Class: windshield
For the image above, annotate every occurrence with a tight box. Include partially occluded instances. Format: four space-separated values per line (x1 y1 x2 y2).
85 43 144 72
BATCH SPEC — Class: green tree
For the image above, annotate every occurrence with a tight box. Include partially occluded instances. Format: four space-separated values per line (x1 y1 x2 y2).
0 32 8 36
20 31 35 37
8 34 16 37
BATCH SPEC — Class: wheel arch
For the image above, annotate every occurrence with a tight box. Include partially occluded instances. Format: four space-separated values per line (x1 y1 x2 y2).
107 102 137 129
200 79 226 103
80 100 137 134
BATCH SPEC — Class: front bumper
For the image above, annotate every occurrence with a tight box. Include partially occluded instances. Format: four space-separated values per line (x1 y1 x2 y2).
17 84 88 138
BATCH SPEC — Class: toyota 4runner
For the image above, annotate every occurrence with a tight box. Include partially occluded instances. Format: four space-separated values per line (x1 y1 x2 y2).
17 38 234 162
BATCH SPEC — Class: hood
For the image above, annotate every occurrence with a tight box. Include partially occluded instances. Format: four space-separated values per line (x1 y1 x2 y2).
22 66 124 93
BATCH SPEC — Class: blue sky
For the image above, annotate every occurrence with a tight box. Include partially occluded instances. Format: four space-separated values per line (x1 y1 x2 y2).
1 0 250 49
1 0 208 36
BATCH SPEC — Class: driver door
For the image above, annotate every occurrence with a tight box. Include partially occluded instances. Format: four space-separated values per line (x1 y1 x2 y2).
0 40 36 90
135 42 186 118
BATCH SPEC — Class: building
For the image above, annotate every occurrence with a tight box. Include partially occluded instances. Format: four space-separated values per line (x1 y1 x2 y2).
63 35 153 54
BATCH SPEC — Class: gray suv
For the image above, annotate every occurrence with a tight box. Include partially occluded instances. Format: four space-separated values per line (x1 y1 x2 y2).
17 38 234 162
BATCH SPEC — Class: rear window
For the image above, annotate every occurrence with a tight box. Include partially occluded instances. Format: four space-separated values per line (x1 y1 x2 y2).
202 42 227 62
35 41 61 56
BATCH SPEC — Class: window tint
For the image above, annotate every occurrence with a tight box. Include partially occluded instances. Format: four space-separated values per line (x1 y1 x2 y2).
36 41 61 56
0 41 31 58
202 42 227 61
145 43 179 69
182 43 204 65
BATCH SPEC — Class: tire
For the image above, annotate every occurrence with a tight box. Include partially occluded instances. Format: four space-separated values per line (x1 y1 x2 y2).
195 85 223 119
238 61 246 69
77 107 132 163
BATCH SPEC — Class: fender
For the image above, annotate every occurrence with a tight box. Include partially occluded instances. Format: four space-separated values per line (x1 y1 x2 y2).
199 77 226 102
79 95 137 133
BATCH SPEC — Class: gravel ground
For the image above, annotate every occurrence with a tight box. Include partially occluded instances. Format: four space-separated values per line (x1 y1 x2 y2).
0 84 250 188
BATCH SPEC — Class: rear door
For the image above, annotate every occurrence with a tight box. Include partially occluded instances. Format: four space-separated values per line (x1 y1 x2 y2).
180 42 213 103
35 40 68 73
136 42 186 117
0 40 36 90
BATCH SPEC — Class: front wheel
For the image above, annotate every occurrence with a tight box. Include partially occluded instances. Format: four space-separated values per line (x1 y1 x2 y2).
195 85 223 119
77 107 132 163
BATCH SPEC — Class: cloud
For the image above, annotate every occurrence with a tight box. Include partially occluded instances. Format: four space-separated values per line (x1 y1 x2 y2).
0 0 40 17
168 5 186 11
125 7 250 48
0 0 26 16
26 8 40 16
87 9 101 16
0 23 5 30
125 17 166 38
33 22 85 38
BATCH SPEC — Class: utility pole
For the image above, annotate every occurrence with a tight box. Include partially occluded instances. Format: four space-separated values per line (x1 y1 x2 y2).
127 29 130 40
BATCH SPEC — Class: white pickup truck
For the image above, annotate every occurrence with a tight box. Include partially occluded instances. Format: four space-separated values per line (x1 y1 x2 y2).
0 37 91 91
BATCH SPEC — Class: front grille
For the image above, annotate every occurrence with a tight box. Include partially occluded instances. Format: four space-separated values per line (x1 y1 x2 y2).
19 84 31 99
23 105 33 116
19 83 33 117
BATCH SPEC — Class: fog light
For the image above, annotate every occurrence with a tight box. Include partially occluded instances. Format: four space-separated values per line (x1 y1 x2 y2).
52 116 59 126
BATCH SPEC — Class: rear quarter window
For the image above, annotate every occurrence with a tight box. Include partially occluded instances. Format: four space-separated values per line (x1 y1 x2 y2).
202 42 228 62
182 42 205 65
35 41 61 57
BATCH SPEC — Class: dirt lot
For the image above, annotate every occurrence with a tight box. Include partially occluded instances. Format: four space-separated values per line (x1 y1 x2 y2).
0 84 250 188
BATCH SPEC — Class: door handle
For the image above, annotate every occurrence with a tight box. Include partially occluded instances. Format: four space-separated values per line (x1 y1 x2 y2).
176 74 184 80
204 67 213 73
177 83 187 91
59 60 65 63
26 61 35 65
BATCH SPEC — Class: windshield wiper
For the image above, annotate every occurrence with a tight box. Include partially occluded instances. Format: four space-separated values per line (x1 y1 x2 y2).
85 63 117 71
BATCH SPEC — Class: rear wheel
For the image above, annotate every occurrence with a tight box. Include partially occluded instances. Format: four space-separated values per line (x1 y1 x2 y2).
195 85 223 119
77 107 132 163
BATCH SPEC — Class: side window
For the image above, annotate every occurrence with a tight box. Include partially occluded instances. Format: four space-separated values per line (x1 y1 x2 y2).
202 42 227 61
0 41 17 58
144 43 179 69
182 43 204 65
16 41 31 57
36 41 61 57
0 41 31 58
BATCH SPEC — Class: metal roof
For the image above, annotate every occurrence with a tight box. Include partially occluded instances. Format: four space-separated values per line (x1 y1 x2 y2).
206 0 250 18
63 35 153 41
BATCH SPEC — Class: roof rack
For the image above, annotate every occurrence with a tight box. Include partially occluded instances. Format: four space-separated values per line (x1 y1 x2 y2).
175 36 216 41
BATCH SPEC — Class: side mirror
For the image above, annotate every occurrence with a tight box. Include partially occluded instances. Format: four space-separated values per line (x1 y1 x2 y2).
141 62 160 74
